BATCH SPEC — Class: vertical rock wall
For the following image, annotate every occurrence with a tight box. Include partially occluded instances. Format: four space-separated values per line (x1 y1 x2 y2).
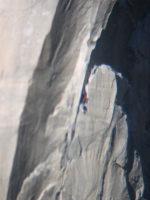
3 0 116 200
0 0 150 199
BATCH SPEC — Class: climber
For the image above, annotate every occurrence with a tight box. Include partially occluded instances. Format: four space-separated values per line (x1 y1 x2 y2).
80 87 88 114
81 88 88 103
81 102 87 114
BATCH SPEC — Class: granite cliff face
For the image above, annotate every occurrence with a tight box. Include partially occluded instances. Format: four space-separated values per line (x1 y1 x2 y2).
0 0 150 200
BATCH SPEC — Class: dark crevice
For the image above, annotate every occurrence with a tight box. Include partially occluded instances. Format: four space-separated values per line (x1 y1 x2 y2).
109 126 116 155
78 136 82 157
55 192 60 200
60 133 68 169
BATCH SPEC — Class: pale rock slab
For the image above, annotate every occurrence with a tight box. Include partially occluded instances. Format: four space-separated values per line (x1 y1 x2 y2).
0 0 59 199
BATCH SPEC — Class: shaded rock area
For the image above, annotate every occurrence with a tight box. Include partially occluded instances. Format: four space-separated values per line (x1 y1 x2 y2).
0 0 150 200
89 0 150 199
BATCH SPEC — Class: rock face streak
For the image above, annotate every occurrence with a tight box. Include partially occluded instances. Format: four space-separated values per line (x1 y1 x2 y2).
0 0 150 199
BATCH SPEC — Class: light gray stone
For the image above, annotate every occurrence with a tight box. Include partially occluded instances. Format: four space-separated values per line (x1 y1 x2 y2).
0 0 150 200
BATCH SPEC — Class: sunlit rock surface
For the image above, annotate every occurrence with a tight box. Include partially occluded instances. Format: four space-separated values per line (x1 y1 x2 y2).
0 0 150 200
0 0 59 199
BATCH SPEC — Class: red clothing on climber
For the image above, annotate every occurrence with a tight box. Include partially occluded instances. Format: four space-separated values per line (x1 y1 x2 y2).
82 89 88 103
83 94 88 103
81 88 88 114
